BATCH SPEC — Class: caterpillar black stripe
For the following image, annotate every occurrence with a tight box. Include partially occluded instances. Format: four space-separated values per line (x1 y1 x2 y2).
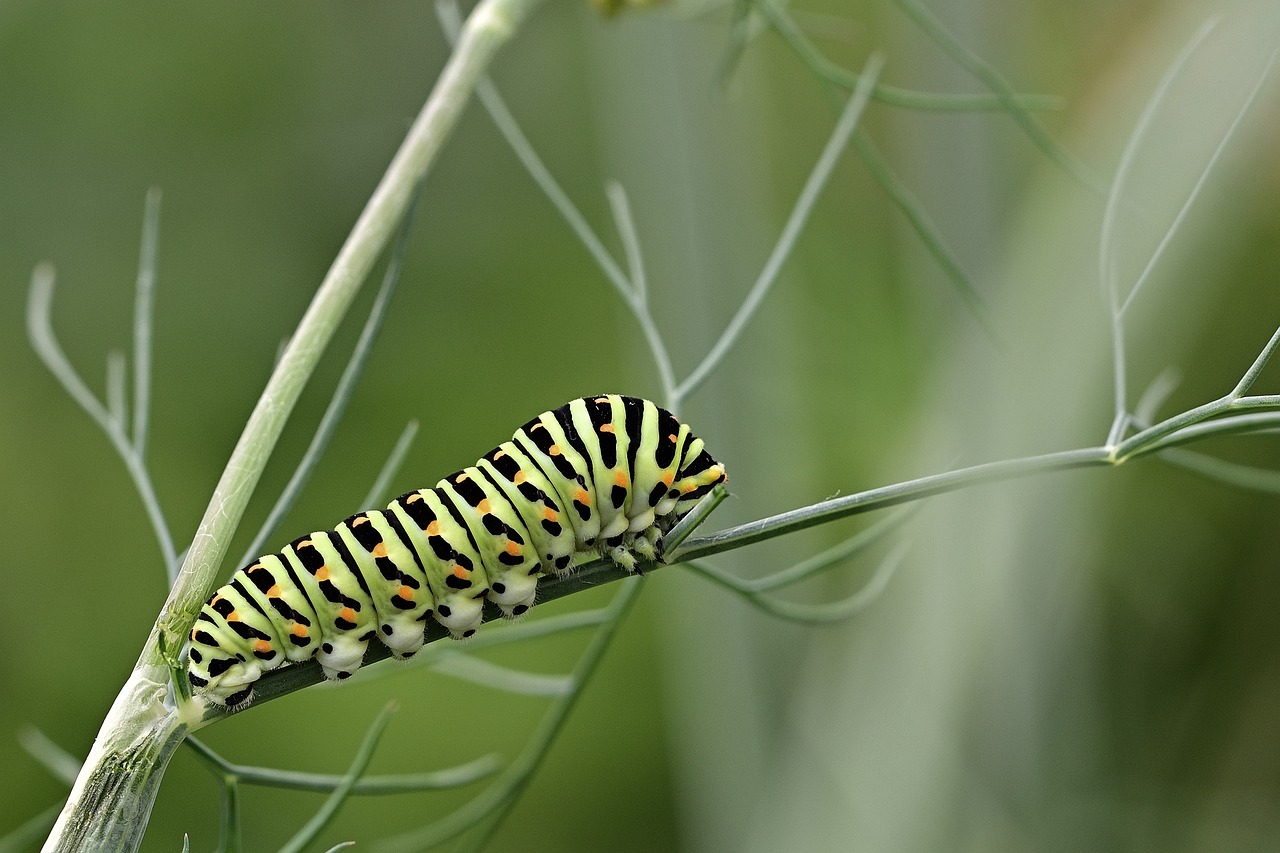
188 395 727 706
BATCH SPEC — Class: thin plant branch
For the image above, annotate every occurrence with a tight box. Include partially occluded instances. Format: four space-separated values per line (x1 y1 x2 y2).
669 446 1114 562
750 0 1063 112
1134 367 1182 427
676 54 883 401
276 704 396 853
890 0 1102 192
431 653 574 697
435 0 632 302
106 351 127 428
1102 19 1218 445
27 266 179 577
687 501 916 595
439 0 682 405
133 187 161 454
186 736 500 794
18 728 82 787
605 181 679 403
239 193 420 566
1158 447 1280 494
1230 323 1280 399
1119 45 1279 318
687 540 907 623
217 773 241 853
1124 410 1280 458
360 420 421 508
852 130 991 331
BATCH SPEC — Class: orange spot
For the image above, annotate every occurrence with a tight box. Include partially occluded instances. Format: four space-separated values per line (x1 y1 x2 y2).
661 472 675 486
406 492 422 504
543 507 558 522
253 639 272 654
614 470 629 487
340 607 357 623
549 444 562 456
594 395 609 403
599 423 615 434
427 520 441 536
455 472 469 483
505 541 522 557
316 565 331 581
291 624 309 638
267 584 282 598
681 482 698 494
299 538 313 549
227 610 241 623
190 629 199 641
575 489 590 505
532 423 546 432
352 515 369 526
248 563 264 573
668 433 678 443
452 565 469 579
211 594 224 604
494 449 507 460
397 585 415 601
477 499 492 514
372 543 388 558
514 470 527 484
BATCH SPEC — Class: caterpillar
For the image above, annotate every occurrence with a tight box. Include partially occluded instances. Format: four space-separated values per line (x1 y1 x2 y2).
187 395 727 707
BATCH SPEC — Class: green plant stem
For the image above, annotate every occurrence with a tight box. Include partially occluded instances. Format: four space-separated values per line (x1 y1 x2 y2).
277 705 395 853
751 0 1063 112
41 1 543 850
889 0 1102 192
185 737 501 794
676 57 881 401
238 195 418 566
669 446 1114 561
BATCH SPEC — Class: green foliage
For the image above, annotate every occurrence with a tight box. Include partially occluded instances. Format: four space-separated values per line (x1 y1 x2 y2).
5 0 1280 851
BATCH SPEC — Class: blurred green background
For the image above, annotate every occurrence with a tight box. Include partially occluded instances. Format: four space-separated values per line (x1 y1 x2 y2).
3 0 1280 850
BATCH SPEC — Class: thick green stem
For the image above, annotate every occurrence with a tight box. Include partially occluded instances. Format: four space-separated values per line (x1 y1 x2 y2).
41 666 187 853
41 1 543 850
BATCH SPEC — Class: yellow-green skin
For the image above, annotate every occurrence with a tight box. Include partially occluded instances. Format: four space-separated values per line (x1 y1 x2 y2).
188 395 727 706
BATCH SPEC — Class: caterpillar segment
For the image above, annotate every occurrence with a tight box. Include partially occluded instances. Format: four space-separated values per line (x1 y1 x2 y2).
188 395 727 706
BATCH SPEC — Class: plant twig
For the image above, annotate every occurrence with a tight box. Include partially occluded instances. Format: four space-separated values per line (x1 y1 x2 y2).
360 420 421 508
27 266 179 577
751 0 1063 112
186 736 501 794
676 53 883 401
890 0 1102 192
133 188 161 455
238 192 421 566
1102 19 1218 445
277 704 396 853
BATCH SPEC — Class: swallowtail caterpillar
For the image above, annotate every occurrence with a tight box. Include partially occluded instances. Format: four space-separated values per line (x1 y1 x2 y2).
187 395 726 706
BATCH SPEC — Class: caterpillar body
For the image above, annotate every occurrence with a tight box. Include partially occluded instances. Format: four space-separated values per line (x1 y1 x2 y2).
187 395 727 706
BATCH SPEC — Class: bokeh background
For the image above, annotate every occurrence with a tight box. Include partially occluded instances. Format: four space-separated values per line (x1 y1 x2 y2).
3 0 1280 850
